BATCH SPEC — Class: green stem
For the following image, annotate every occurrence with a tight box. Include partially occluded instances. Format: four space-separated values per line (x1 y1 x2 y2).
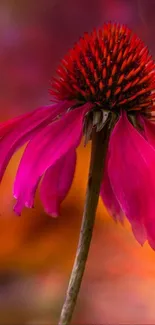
58 121 111 325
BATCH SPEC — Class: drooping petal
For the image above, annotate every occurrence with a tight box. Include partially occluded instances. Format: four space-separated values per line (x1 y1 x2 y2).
14 103 91 214
40 149 76 217
108 112 155 247
100 156 123 223
0 100 72 182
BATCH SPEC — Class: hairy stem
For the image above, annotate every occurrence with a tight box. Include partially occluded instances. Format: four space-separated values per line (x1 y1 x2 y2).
58 122 111 325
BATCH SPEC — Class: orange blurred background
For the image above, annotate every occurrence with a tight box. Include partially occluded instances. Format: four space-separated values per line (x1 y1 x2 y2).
1 0 155 324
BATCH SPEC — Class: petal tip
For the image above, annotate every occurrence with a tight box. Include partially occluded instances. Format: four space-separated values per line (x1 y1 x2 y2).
13 200 24 216
25 201 34 208
13 206 21 217
48 211 59 218
148 238 155 250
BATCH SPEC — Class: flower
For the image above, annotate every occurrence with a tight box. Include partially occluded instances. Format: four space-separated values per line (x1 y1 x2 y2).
1 22 155 248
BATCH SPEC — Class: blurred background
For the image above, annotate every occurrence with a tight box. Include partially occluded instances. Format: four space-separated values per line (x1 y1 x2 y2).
1 0 155 324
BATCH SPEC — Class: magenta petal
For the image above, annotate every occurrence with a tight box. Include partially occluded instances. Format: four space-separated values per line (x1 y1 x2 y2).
142 118 155 148
100 157 123 222
0 100 71 182
108 112 155 247
14 103 90 214
40 149 76 217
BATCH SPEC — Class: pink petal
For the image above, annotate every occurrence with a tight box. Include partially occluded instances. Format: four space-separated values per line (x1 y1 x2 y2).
0 100 71 182
40 149 76 217
14 103 91 214
100 156 123 223
108 112 155 247
142 118 155 148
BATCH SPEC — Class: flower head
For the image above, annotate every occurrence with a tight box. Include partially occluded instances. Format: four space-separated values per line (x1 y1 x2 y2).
1 22 155 248
51 23 155 114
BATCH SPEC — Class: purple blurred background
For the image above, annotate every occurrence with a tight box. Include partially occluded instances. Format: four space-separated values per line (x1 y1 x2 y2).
1 0 154 117
1 0 155 324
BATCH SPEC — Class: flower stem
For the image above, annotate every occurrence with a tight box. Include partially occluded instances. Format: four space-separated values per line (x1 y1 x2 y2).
58 121 111 325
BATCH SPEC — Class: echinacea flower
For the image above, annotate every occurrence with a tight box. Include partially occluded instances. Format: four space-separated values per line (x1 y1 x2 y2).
1 22 155 248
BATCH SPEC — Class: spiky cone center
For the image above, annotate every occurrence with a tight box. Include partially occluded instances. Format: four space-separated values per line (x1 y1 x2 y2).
51 23 155 117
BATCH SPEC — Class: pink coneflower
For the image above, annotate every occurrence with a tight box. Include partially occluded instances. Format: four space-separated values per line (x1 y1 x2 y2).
1 22 155 248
